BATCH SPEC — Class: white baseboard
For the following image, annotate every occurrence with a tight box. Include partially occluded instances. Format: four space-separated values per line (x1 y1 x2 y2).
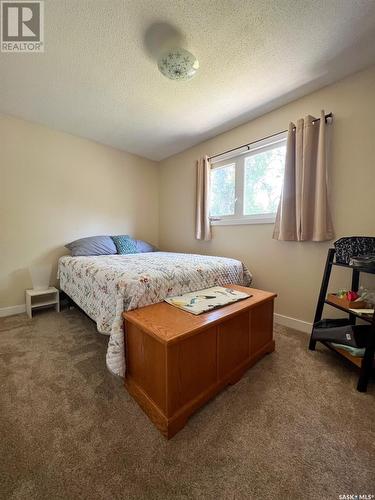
0 304 311 334
274 313 312 334
0 304 26 318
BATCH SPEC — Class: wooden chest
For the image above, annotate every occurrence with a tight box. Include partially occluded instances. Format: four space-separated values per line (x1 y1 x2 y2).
123 285 276 438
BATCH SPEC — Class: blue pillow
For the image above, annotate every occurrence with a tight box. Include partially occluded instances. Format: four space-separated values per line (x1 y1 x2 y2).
66 236 117 256
135 239 158 253
111 235 138 254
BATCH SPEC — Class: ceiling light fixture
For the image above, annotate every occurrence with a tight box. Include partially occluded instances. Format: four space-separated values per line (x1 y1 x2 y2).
157 48 199 81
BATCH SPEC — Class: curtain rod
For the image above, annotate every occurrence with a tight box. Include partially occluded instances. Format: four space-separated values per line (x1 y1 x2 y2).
208 112 333 161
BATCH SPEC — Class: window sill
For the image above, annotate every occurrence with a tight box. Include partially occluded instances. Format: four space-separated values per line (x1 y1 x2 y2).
210 215 276 226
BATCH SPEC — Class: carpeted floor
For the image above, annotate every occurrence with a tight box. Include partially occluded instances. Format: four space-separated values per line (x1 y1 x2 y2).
0 308 374 500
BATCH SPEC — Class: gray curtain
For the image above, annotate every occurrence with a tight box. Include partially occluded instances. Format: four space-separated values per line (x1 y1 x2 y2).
195 156 212 241
273 110 334 242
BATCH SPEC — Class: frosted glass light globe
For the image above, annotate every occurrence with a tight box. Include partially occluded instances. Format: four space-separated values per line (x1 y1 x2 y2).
158 48 199 81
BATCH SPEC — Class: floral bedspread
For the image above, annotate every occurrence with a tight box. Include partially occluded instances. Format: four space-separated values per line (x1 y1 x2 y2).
58 252 252 376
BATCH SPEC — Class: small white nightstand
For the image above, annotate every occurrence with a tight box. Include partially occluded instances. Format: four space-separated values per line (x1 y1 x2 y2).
25 287 60 318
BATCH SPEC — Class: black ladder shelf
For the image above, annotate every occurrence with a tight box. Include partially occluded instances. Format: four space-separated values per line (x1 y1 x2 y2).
309 248 375 392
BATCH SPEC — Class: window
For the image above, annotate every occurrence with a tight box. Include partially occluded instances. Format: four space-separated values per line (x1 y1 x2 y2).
209 132 287 225
210 163 235 216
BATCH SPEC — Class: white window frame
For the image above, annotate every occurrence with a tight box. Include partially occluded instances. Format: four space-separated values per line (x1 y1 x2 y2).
209 131 287 226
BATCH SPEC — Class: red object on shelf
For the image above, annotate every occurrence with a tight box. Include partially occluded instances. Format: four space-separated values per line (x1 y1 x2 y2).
327 293 366 309
347 291 359 302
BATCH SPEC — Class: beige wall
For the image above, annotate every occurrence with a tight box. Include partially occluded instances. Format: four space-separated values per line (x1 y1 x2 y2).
0 115 159 308
159 66 375 324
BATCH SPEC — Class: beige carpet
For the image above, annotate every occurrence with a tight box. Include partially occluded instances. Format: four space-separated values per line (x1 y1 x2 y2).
0 308 374 500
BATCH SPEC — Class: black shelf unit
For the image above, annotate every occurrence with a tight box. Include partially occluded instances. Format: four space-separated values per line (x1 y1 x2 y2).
309 248 375 392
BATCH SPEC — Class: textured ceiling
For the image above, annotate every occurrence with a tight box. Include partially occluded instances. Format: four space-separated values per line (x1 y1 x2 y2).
1 0 375 160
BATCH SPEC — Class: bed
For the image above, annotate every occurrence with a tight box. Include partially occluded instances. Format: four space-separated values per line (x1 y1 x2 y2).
58 252 252 376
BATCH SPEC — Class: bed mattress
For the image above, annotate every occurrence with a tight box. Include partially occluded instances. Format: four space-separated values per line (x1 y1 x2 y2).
58 252 252 376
